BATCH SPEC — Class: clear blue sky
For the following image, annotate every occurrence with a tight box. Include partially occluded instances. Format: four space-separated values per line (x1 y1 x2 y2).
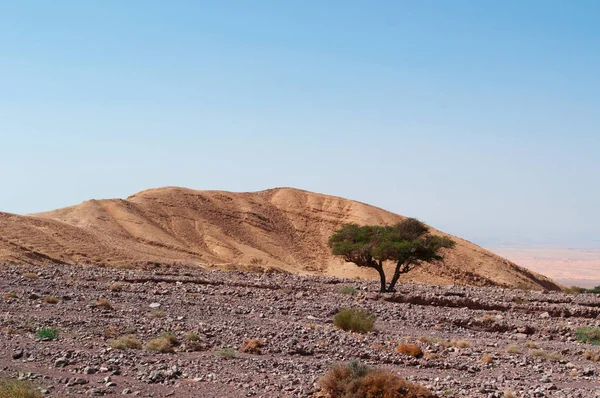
1 1 599 248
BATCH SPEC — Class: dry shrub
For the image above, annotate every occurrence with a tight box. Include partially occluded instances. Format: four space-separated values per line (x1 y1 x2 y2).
318 361 435 398
280 287 294 295
480 353 493 363
583 350 600 361
396 343 423 358
95 298 113 310
104 325 120 338
42 296 59 304
0 378 42 398
110 335 141 350
3 292 17 299
372 343 388 352
450 339 471 349
525 341 537 349
506 345 521 354
22 273 37 279
512 296 528 305
240 338 264 354
477 313 497 323
108 282 126 292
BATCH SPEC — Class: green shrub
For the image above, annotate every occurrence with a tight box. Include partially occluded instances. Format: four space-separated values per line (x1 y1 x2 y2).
563 286 588 294
576 326 600 345
333 308 375 334
338 287 359 295
588 285 600 294
216 348 236 359
35 328 58 340
318 360 435 398
0 378 42 398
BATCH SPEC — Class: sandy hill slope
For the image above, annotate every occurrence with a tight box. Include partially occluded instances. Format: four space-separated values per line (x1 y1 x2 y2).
0 187 559 290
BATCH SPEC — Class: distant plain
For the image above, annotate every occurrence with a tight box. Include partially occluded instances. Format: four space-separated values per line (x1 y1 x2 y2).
489 247 600 288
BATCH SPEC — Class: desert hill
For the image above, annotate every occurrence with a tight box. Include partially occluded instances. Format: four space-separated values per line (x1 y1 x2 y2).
0 187 559 290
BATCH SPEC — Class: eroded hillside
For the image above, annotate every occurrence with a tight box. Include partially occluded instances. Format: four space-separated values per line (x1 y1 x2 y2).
0 187 559 290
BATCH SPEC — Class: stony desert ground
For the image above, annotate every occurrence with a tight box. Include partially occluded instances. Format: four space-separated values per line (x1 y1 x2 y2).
1 263 600 397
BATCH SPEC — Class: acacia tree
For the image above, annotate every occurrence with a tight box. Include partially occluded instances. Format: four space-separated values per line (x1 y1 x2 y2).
329 219 455 292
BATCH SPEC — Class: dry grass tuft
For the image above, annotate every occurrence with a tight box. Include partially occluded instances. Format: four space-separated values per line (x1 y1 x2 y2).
108 282 126 292
530 349 563 361
480 353 494 363
318 361 435 398
42 296 59 304
95 298 113 310
583 350 600 361
396 343 423 358
506 344 521 354
525 341 538 349
503 390 517 398
240 338 264 354
3 292 17 299
450 339 471 349
184 333 207 352
0 378 42 398
147 332 178 353
417 336 470 349
110 335 141 350
104 325 120 338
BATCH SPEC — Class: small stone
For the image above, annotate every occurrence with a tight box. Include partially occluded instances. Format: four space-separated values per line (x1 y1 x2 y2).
54 357 69 368
66 377 88 386
149 302 161 309
12 349 24 360
121 389 132 395
539 312 550 319
106 382 117 387
540 375 551 383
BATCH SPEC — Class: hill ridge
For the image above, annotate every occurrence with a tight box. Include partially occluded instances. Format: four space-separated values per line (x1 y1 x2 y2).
0 186 560 290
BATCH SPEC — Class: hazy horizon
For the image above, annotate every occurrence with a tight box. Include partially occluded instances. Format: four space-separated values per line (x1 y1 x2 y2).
1 1 599 249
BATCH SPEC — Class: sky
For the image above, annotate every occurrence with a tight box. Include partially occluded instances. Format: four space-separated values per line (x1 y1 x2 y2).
1 1 599 248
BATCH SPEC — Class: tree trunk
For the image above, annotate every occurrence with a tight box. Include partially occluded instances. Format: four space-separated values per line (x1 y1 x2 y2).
375 261 387 292
387 261 409 292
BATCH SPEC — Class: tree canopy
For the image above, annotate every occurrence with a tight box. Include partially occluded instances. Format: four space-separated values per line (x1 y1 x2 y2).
328 218 455 292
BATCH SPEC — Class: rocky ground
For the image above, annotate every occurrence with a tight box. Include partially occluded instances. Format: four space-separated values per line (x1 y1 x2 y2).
1 263 599 397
